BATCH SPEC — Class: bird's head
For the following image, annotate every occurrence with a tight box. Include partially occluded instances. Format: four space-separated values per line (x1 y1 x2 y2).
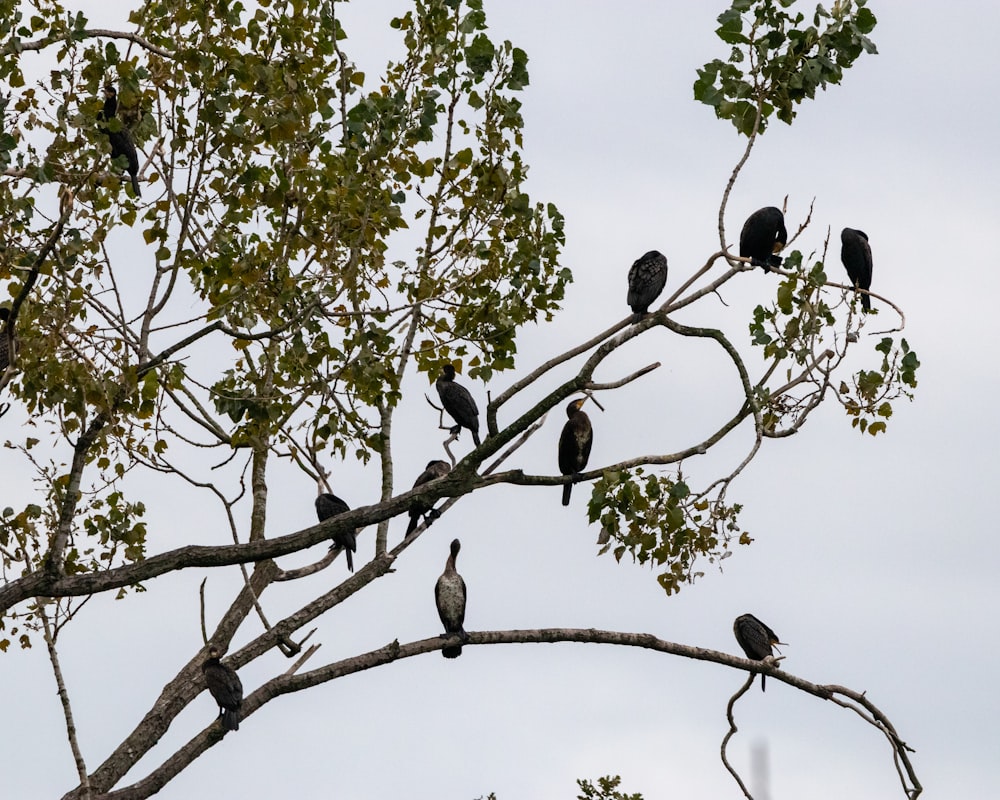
566 397 587 417
441 364 456 380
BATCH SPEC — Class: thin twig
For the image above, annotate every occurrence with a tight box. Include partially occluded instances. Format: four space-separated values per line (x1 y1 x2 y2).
721 673 756 800
40 605 91 799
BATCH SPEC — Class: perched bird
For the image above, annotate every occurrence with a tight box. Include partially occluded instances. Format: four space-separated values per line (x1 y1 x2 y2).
739 207 787 272
733 613 784 692
0 307 18 373
99 85 141 197
435 538 467 658
558 397 593 506
627 250 669 320
202 646 243 732
406 460 452 536
435 364 481 446
840 228 873 311
315 488 356 572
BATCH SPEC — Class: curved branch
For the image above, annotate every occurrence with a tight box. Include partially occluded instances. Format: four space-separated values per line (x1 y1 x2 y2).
75 628 920 800
13 29 174 58
721 673 756 799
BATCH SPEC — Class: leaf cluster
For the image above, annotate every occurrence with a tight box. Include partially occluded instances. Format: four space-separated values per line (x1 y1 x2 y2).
694 0 877 136
577 775 644 800
841 336 919 435
589 468 748 596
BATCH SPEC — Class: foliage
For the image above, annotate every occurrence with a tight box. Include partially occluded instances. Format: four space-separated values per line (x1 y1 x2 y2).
0 0 566 630
589 468 747 595
577 775 644 800
694 0 878 136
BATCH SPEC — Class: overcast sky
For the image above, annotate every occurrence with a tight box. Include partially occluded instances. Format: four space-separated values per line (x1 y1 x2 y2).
2 2 998 798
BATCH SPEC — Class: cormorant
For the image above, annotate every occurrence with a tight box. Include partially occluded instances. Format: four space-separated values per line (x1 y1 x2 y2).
435 364 481 446
435 538 467 658
202 646 243 732
627 250 669 320
840 228 873 311
739 207 787 272
99 85 141 197
316 490 356 572
733 613 784 692
406 460 452 536
558 397 593 506
0 307 17 373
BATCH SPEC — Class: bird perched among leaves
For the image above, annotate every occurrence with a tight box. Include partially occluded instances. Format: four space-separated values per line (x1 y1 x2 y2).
558 397 593 506
435 364 481 446
733 613 784 691
98 84 141 197
0 307 18 373
202 646 243 732
739 207 787 271
627 250 668 321
406 460 452 537
316 488 356 572
435 538 468 658
840 227 873 311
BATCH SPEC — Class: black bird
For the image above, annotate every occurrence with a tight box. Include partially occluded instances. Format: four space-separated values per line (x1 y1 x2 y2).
435 538 467 658
739 207 787 272
558 397 593 506
840 228 873 311
99 85 141 197
627 250 669 320
406 460 452 536
202 646 243 732
0 307 17 373
435 364 480 446
315 489 356 572
733 613 784 692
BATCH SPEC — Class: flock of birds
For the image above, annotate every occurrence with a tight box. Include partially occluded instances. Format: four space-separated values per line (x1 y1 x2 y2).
22 86 864 730
204 202 882 728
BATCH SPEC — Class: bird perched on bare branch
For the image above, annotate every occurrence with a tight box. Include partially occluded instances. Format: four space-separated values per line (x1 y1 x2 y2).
733 613 784 691
840 227 873 311
627 250 668 321
435 538 467 658
315 488 355 572
739 207 787 271
406 460 451 536
202 646 243 732
435 364 480 446
558 397 593 506
98 84 141 197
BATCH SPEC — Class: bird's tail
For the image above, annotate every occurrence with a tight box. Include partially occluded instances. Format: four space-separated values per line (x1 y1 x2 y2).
442 629 467 658
345 547 354 572
861 292 871 312
472 429 481 447
760 673 766 692
221 708 240 731
130 174 141 198
562 483 572 506
406 514 419 537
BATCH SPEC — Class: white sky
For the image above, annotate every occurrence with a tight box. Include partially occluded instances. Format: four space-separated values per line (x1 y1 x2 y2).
2 2 998 798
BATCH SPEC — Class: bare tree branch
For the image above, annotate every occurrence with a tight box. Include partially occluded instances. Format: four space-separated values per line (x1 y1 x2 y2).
65 627 920 800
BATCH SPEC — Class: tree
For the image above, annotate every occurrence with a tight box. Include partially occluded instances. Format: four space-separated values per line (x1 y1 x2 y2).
0 1 921 797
